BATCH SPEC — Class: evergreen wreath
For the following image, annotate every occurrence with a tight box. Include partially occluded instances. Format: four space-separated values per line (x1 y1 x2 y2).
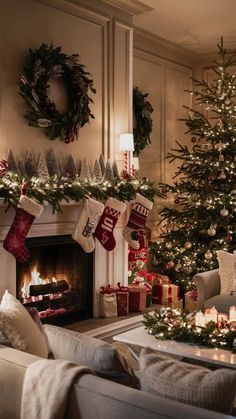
19 43 96 144
133 86 154 156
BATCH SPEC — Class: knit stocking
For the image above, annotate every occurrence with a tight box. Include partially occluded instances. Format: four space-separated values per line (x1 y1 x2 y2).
72 197 104 253
95 198 126 251
122 193 153 249
3 195 43 263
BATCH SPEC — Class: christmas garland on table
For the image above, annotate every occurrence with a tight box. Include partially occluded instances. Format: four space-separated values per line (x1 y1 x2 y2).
133 87 154 156
19 43 96 144
0 171 161 213
143 307 236 352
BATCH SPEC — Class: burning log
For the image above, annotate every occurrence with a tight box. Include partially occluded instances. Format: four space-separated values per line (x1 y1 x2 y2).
29 280 69 296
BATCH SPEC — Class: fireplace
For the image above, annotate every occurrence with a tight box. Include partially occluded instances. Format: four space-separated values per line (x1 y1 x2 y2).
16 235 93 324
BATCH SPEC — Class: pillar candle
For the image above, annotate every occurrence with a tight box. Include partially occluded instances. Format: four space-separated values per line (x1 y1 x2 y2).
229 306 236 321
195 311 206 327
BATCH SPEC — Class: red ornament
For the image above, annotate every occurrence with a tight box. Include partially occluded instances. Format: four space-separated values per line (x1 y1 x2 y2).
225 235 232 242
165 261 174 270
208 175 214 182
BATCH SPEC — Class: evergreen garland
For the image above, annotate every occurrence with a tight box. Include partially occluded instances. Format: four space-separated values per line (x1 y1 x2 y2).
0 171 161 213
19 43 96 143
143 307 236 352
133 87 153 156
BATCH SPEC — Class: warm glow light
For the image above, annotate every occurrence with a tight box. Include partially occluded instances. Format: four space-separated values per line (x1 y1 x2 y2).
119 133 134 151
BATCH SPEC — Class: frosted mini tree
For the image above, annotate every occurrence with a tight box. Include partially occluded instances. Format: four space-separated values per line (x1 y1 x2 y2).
150 39 236 290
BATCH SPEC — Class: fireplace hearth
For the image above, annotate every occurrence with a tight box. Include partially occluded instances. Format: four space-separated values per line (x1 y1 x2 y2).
16 235 93 324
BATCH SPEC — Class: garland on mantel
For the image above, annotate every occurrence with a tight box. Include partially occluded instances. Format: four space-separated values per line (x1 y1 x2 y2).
0 171 162 213
143 307 236 352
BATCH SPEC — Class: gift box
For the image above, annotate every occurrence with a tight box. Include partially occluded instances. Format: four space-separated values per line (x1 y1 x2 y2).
184 289 199 313
152 283 180 304
163 298 183 310
128 286 147 312
116 283 129 316
100 292 118 317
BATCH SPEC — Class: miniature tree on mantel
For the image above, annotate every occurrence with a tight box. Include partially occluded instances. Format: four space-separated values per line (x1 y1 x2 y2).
150 38 236 290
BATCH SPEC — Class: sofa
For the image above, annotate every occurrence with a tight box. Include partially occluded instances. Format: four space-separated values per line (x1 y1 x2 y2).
193 269 236 313
0 326 235 419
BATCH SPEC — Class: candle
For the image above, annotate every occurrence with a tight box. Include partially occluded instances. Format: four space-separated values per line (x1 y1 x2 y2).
229 306 236 321
217 313 228 328
195 311 206 327
205 306 217 323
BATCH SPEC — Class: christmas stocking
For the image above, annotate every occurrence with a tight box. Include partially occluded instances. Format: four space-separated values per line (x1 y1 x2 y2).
3 195 43 263
72 197 104 253
95 198 126 251
122 193 153 249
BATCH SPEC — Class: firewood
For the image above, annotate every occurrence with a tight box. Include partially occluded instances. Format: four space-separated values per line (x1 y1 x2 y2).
29 279 69 296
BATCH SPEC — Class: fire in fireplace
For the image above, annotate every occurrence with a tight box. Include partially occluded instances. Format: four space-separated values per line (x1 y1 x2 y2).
16 235 93 324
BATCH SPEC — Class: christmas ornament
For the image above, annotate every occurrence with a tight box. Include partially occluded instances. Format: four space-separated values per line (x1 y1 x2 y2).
165 260 175 269
219 153 225 162
7 149 19 174
207 227 216 236
19 43 96 143
37 153 49 179
3 195 43 263
95 198 126 251
122 193 153 249
25 150 38 177
165 242 172 249
133 87 153 156
218 170 226 180
72 197 104 253
225 235 233 242
47 149 61 176
0 159 8 176
220 207 229 217
65 155 77 177
204 250 213 260
184 241 192 250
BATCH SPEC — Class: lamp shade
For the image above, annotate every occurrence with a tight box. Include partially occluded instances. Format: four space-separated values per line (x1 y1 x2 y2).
119 133 134 152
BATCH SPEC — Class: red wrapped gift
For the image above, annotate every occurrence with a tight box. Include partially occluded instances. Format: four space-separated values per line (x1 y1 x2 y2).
116 283 129 316
152 283 180 304
128 285 147 312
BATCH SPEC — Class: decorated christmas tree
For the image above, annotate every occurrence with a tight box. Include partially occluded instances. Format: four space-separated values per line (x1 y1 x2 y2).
150 39 236 290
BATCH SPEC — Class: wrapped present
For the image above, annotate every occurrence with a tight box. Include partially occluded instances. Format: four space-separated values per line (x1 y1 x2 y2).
100 293 117 317
116 283 129 316
184 289 199 313
164 298 183 310
152 283 180 304
151 273 170 285
128 285 146 312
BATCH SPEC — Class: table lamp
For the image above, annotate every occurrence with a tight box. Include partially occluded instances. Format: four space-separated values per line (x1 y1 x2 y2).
119 133 134 174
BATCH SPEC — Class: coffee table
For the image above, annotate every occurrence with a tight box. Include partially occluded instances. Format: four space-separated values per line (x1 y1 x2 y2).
113 325 236 369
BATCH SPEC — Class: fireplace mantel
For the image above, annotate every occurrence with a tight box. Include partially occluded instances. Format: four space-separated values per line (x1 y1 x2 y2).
0 201 129 317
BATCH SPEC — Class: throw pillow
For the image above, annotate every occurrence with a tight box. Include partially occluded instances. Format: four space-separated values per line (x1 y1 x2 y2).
44 324 136 386
0 290 48 358
217 250 236 295
139 347 236 414
26 307 50 353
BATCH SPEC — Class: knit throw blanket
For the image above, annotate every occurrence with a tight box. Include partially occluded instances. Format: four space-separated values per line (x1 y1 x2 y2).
21 359 92 419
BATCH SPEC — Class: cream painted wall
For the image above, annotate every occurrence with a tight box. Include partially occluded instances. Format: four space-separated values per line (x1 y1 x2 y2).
0 0 132 170
133 32 193 239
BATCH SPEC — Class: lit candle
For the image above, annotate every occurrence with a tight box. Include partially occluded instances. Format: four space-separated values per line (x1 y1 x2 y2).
205 306 218 323
195 311 206 327
229 306 236 321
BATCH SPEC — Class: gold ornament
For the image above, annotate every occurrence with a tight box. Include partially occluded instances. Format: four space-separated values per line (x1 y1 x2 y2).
219 153 224 162
207 227 216 236
218 170 226 180
205 250 213 260
184 241 192 249
166 242 173 249
220 207 229 217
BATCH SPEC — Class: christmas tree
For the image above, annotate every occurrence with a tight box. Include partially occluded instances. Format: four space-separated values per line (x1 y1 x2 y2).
150 39 236 291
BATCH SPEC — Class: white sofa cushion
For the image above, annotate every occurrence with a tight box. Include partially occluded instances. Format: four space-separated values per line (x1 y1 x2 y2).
139 347 236 414
0 291 48 358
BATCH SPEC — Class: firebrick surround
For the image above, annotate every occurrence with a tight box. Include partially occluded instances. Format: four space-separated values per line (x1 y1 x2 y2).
16 235 93 325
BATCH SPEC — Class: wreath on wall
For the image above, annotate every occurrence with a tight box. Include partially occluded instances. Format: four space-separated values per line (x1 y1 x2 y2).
133 87 154 156
19 43 96 144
